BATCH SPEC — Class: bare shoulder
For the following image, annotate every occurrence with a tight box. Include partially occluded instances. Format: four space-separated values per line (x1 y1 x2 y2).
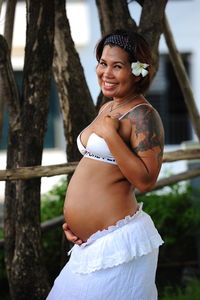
125 104 164 153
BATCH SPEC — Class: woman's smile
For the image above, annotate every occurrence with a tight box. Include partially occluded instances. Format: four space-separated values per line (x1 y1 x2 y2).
103 81 118 90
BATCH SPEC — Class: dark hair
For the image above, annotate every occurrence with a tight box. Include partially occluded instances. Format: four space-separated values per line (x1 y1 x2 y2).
95 29 154 94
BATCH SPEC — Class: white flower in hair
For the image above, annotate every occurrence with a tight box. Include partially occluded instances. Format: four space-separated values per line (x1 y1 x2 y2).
131 61 149 77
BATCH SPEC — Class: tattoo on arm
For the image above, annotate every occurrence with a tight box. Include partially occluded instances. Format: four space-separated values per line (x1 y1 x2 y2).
125 106 164 163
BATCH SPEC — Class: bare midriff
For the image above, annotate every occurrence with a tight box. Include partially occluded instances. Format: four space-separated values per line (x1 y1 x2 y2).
64 157 138 242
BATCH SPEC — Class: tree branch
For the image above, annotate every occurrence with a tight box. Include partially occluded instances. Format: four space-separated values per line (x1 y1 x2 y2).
95 0 137 35
0 35 20 136
136 165 200 195
163 148 200 162
0 148 199 181
53 0 96 162
163 14 200 140
0 0 3 13
4 0 17 53
0 162 77 180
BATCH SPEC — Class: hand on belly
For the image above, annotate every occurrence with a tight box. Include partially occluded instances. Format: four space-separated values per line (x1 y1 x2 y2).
63 223 83 245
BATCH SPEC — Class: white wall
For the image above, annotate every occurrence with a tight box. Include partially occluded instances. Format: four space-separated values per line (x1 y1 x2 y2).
0 0 199 199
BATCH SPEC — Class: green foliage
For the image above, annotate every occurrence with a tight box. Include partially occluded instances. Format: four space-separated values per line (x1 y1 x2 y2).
138 183 200 291
40 177 68 280
161 279 200 300
138 184 200 245
41 176 67 222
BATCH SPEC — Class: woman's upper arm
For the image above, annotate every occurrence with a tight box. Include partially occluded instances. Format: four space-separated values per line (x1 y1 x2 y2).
128 105 164 183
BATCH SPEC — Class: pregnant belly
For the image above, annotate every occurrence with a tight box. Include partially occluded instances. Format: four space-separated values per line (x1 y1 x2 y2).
63 158 137 241
64 188 137 242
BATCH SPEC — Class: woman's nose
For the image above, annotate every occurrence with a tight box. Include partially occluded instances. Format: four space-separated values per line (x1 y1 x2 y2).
103 66 113 78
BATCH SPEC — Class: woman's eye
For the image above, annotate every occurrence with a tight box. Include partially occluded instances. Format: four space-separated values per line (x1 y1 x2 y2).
99 61 106 66
114 65 122 69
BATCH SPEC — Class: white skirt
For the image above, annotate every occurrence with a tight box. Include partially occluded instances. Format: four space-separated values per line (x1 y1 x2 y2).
46 203 164 300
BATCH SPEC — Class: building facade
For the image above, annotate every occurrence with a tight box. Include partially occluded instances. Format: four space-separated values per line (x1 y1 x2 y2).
0 0 199 198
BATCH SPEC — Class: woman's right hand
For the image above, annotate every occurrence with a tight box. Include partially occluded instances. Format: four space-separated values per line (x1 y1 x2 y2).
62 223 83 245
94 115 120 139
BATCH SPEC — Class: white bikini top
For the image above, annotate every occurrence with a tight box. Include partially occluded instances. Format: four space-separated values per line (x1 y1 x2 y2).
77 103 150 165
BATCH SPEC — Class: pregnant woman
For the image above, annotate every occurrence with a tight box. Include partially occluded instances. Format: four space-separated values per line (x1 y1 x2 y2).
46 29 164 300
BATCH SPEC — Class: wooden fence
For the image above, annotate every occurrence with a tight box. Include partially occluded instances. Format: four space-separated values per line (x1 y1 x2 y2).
0 146 200 248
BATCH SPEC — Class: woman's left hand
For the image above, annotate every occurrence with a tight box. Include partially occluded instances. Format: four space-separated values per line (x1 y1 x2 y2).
62 223 83 245
94 115 120 139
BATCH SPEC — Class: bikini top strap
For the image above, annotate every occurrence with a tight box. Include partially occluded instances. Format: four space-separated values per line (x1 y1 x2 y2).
119 103 152 120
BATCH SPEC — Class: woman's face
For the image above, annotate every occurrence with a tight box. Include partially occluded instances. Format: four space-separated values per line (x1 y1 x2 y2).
96 45 138 100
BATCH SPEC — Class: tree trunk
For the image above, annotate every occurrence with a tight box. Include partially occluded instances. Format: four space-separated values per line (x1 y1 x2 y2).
0 0 17 143
95 0 137 35
53 0 96 268
53 0 96 163
0 33 21 300
4 0 55 299
4 0 17 53
137 0 168 66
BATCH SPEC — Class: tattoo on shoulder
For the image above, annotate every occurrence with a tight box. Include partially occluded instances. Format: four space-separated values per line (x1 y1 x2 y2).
125 106 164 157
